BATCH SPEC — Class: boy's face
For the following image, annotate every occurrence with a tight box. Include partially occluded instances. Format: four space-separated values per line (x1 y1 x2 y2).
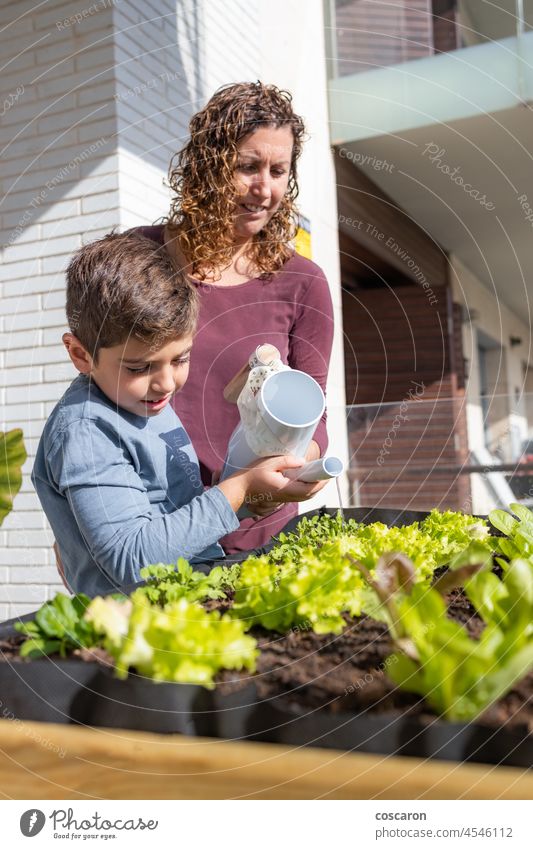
65 333 194 417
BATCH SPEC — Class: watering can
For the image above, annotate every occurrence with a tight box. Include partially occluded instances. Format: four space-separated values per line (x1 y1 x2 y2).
220 346 344 483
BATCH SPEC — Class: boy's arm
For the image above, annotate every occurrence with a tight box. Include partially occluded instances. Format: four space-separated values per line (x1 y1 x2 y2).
48 420 239 589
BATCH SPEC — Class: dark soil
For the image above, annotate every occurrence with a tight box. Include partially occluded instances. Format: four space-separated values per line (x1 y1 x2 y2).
223 587 533 734
0 636 113 667
0 634 25 661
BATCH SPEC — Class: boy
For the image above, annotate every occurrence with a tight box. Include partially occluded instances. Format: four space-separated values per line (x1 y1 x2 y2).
32 232 324 596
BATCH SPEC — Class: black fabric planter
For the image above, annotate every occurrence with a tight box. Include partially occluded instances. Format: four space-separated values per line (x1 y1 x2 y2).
239 698 533 769
72 668 216 735
0 654 258 736
0 506 528 766
0 656 100 725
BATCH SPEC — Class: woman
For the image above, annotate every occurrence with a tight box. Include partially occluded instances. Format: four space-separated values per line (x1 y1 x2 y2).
137 81 334 553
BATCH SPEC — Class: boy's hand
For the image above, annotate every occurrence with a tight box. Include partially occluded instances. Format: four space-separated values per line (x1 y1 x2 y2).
217 455 327 514
247 445 322 518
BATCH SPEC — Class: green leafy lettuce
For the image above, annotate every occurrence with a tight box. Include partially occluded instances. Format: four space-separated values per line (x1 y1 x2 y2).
232 541 365 634
489 502 533 565
138 558 240 606
14 593 97 658
356 548 533 721
232 510 491 635
87 589 258 687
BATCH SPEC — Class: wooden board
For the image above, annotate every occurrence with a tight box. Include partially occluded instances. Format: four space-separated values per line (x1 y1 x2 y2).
0 719 531 800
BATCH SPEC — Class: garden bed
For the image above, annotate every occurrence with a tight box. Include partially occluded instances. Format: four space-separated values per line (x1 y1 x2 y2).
1 508 532 768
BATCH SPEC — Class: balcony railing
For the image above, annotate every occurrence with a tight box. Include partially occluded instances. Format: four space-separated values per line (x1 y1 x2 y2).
345 392 533 513
329 0 531 78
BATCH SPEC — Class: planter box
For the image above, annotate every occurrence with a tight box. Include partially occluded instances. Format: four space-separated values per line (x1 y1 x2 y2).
2 717 533 800
0 508 531 774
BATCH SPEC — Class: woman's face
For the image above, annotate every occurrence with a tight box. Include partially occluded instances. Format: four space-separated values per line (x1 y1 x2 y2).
232 124 294 243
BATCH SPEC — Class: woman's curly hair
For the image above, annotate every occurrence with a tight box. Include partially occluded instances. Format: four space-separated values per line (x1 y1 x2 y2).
165 81 306 280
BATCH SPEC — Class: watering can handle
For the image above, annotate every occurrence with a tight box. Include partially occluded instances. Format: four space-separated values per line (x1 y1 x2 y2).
223 344 281 403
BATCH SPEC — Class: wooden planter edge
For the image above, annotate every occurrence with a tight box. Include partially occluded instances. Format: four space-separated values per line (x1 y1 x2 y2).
0 719 531 800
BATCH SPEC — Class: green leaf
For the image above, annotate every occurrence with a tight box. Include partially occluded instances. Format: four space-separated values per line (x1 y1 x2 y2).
16 593 99 657
137 559 240 607
451 641 533 722
509 503 533 525
360 536 533 722
19 638 62 659
489 509 518 536
464 571 507 622
14 621 41 637
0 429 27 526
502 558 533 625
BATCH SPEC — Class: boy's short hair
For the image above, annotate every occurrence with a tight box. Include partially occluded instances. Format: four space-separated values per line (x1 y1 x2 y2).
66 231 198 360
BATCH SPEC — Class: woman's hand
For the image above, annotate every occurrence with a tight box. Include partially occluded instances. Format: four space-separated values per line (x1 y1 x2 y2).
305 440 321 462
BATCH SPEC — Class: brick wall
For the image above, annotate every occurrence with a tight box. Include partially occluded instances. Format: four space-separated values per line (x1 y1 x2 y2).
0 0 119 618
344 285 470 511
336 149 469 510
0 0 270 619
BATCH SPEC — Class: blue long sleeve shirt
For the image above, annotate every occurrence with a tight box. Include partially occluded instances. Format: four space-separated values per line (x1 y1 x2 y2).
32 375 239 597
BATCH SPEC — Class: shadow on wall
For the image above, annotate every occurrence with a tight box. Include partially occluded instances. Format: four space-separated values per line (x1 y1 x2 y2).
1 0 204 262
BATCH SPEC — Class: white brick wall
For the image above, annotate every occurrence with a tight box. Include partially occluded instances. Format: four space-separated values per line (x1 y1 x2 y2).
0 0 346 620
201 0 261 91
0 0 198 619
0 0 119 618
113 0 199 230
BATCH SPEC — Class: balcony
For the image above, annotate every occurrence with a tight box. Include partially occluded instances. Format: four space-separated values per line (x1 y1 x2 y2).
328 0 533 143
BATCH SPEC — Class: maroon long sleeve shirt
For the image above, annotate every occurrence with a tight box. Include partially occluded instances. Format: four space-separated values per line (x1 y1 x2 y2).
135 225 334 552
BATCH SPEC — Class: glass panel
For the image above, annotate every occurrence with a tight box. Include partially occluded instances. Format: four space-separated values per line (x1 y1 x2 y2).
331 0 530 77
334 0 434 76
345 393 533 513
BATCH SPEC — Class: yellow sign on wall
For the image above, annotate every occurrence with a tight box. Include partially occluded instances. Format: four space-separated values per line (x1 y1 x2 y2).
294 214 311 259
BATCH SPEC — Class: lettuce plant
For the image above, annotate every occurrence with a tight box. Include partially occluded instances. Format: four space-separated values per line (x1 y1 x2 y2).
352 547 533 722
232 510 491 635
232 542 365 634
269 511 361 565
15 593 98 658
87 590 258 687
269 509 490 578
489 502 533 564
139 558 240 606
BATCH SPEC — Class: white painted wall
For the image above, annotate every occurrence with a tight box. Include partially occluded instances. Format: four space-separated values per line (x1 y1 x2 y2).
258 0 349 508
0 0 347 619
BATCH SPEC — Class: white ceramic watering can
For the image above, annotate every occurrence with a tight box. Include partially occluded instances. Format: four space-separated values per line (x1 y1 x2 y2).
220 351 344 483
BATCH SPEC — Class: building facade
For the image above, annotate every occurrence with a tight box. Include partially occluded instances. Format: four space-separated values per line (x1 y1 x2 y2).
0 0 346 618
328 0 533 513
1 0 532 617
